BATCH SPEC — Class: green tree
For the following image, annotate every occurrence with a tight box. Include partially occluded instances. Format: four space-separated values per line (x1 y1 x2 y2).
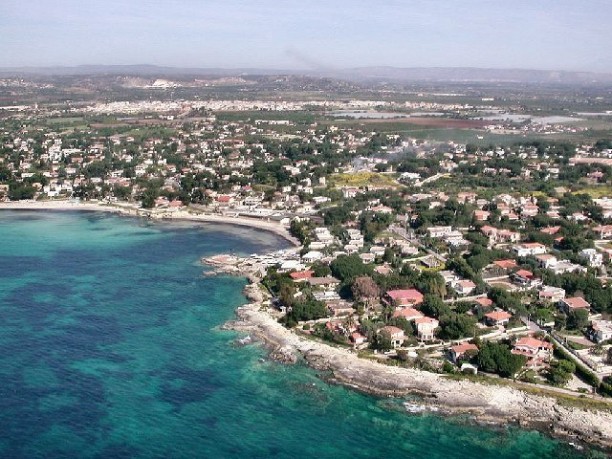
330 254 373 283
567 309 589 330
477 341 526 378
420 295 451 319
546 359 576 386
439 313 476 340
284 298 328 326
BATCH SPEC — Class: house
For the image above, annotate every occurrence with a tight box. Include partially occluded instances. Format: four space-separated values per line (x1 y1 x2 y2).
540 226 561 236
512 269 540 288
579 248 604 268
427 226 454 238
589 320 612 343
594 225 612 239
359 253 375 264
520 204 539 218
538 286 566 303
493 259 518 271
475 297 493 308
484 310 512 326
453 279 476 296
384 289 424 307
301 251 324 262
279 260 305 272
290 270 314 282
474 210 490 221
512 269 534 286
449 342 478 363
512 337 553 367
535 254 558 269
392 307 423 321
350 332 368 349
307 276 341 288
326 300 355 317
559 297 591 314
374 265 393 276
420 256 442 269
512 242 547 257
496 229 520 244
216 194 235 206
414 317 439 341
458 192 478 203
439 270 458 285
379 326 405 349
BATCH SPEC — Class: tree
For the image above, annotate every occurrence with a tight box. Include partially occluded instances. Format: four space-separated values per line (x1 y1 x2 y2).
113 185 132 200
533 308 553 325
383 247 395 264
371 332 393 351
351 276 380 306
8 182 36 200
567 309 589 330
439 313 476 340
417 271 447 298
0 166 13 182
547 359 575 386
477 341 526 378
289 219 313 245
310 261 331 278
330 254 372 283
141 189 157 209
284 298 328 325
420 295 451 319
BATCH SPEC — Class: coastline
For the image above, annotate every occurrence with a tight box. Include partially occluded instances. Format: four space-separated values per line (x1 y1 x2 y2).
4 200 611 451
0 200 300 247
225 281 612 452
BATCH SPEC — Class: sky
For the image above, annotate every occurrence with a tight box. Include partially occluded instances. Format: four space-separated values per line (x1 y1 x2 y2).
1 0 611 72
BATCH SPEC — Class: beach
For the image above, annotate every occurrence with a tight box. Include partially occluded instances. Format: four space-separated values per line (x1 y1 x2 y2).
4 199 611 452
0 200 300 246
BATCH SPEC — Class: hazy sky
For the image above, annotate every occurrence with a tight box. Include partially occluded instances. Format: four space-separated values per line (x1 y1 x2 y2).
1 0 611 71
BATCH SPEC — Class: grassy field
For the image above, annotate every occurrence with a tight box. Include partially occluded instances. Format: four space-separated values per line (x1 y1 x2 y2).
216 110 316 124
329 172 400 188
46 117 85 124
572 187 612 198
44 117 88 130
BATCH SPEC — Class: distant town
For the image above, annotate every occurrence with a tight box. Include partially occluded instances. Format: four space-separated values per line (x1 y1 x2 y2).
3 72 612 398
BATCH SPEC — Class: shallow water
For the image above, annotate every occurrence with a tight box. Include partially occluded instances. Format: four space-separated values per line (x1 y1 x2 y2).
0 211 593 458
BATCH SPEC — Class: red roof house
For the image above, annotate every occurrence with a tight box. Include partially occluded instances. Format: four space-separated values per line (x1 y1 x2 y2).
385 289 424 307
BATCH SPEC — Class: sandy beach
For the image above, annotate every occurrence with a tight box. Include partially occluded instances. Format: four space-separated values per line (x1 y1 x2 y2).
0 200 300 246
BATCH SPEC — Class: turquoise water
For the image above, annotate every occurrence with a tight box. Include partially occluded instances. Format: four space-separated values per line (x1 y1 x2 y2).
0 211 593 458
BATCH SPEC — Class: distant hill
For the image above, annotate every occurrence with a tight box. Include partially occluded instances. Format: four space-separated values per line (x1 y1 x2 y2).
1 64 611 85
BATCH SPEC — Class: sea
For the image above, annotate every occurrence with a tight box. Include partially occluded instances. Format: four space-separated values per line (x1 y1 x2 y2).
0 211 598 458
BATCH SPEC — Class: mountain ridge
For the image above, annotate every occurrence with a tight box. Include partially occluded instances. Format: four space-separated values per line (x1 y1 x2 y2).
1 64 611 84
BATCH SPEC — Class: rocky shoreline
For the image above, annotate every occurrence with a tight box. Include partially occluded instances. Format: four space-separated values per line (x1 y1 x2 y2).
223 279 612 452
7 201 609 451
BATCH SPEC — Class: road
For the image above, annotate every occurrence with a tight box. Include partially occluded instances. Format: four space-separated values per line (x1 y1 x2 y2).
389 224 447 264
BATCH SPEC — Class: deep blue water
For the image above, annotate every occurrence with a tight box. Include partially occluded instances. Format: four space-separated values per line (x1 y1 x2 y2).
0 211 594 458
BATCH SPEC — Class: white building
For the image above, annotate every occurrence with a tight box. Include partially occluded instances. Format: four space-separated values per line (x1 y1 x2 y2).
512 242 547 257
579 248 604 268
590 320 612 343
